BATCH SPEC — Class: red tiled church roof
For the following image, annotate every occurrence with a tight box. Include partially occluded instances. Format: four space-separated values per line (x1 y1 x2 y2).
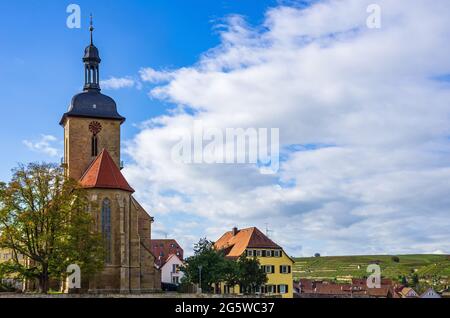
79 149 134 192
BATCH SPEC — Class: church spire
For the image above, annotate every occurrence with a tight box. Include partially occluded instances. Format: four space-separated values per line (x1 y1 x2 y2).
90 14 94 45
83 14 101 91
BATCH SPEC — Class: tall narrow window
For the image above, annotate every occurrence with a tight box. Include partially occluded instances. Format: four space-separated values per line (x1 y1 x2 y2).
91 135 98 157
89 121 102 157
101 198 111 264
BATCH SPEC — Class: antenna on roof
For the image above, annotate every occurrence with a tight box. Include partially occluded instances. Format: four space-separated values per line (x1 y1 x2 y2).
265 223 273 238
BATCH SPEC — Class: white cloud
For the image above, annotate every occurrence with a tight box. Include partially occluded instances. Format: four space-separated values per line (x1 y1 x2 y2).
23 135 60 157
124 0 450 256
139 67 173 84
101 76 136 90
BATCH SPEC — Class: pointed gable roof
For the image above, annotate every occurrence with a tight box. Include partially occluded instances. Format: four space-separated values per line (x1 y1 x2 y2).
214 227 281 258
79 149 134 192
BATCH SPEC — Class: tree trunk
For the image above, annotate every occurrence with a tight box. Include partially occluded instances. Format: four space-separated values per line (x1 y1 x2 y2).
39 265 50 294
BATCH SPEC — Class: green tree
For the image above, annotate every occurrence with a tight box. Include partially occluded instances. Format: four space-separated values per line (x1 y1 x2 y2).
0 163 105 293
181 238 268 294
400 275 408 285
236 254 267 294
180 238 229 292
411 273 420 287
222 258 239 291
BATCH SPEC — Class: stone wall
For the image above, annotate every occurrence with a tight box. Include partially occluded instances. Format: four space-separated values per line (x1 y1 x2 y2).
63 117 121 180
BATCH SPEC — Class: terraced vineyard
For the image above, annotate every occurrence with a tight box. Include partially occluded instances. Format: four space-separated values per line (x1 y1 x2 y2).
293 254 450 283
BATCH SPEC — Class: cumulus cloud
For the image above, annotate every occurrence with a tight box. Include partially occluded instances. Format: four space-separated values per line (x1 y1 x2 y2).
23 135 60 157
139 67 174 84
101 76 137 90
124 0 450 256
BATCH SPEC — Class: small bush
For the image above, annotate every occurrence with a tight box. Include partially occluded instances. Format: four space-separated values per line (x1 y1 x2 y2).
392 256 400 263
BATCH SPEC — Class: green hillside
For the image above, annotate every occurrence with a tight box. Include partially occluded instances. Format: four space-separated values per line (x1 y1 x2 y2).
293 254 450 286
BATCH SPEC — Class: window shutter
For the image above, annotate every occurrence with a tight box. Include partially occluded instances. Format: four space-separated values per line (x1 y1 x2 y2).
262 250 266 257
272 265 275 273
285 284 289 293
279 265 282 273
277 285 280 293
288 266 291 273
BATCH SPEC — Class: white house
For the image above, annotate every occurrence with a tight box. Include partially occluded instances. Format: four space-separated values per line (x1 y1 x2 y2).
399 287 419 298
420 288 441 298
160 254 184 285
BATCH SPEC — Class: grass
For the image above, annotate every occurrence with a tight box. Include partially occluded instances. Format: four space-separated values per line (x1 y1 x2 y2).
293 254 450 284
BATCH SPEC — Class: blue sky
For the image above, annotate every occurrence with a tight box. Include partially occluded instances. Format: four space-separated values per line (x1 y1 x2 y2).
1 0 450 257
0 0 277 180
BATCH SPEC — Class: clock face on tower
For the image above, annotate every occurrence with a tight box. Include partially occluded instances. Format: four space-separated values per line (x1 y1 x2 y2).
89 121 102 135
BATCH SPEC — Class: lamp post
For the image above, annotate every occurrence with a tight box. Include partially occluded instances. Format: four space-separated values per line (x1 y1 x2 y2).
198 265 203 294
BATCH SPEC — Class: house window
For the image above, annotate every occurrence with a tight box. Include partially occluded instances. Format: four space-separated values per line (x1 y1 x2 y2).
255 250 262 257
278 284 288 294
262 265 275 274
247 249 254 257
172 264 179 273
273 250 281 257
280 265 291 273
266 250 273 257
101 198 112 264
172 276 179 284
265 285 275 294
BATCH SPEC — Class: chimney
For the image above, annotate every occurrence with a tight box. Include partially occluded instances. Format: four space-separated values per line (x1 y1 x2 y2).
232 227 238 236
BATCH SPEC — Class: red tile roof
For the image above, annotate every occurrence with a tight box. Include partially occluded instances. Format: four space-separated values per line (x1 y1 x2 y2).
151 239 184 267
352 278 393 286
79 149 134 192
214 227 281 258
298 279 321 293
298 280 394 298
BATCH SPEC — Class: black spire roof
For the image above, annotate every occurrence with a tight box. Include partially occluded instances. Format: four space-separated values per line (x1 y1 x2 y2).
60 16 125 125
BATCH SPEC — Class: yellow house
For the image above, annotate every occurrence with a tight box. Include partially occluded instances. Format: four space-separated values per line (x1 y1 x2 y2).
214 227 294 298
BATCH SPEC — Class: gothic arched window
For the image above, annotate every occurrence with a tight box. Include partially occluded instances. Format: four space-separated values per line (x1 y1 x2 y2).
101 198 112 264
89 121 102 157
91 135 98 157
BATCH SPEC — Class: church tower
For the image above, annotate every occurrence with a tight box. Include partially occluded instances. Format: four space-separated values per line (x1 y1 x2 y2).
60 17 160 293
60 17 124 180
